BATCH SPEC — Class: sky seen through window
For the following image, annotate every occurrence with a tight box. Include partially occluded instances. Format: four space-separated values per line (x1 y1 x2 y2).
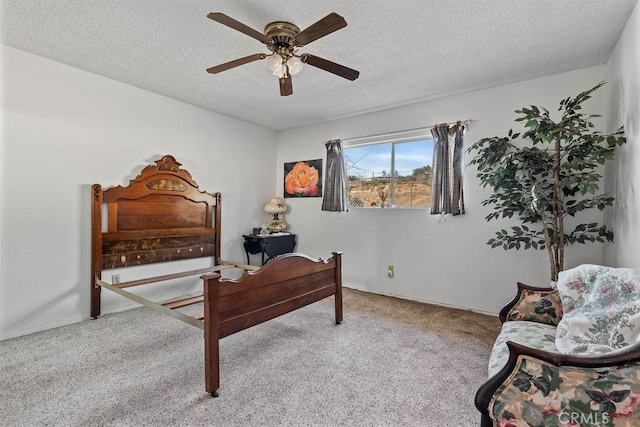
345 139 434 179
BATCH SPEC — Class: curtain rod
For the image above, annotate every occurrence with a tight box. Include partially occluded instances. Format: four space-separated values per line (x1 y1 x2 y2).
433 118 476 128
342 119 475 145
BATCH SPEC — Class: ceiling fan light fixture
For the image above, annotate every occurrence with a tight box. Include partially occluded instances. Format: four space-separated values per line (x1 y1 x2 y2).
266 53 303 77
266 54 283 74
287 56 303 75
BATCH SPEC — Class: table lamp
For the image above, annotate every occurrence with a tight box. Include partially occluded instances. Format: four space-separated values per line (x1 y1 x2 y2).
264 196 287 232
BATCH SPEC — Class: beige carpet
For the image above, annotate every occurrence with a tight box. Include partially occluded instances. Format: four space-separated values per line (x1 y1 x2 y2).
0 288 501 426
343 289 501 348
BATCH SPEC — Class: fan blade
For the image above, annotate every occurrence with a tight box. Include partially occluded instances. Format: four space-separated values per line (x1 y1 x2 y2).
207 53 266 74
300 54 359 81
279 71 293 96
294 12 347 46
207 13 270 44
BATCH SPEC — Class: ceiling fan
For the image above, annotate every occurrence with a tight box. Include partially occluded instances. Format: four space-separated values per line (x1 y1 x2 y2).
206 12 360 96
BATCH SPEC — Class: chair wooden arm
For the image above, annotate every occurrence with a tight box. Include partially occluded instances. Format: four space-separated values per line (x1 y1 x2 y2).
499 282 562 325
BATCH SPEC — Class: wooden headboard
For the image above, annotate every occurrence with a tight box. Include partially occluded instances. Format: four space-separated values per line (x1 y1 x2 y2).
91 155 221 317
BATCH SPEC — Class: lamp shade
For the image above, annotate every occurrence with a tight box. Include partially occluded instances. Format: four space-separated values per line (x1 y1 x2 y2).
264 196 287 214
266 54 303 77
266 54 283 76
287 56 303 75
264 197 288 232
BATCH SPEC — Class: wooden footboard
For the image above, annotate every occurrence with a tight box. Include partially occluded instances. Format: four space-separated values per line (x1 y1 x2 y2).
201 252 343 397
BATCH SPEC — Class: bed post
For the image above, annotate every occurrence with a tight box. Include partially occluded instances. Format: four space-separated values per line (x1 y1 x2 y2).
90 184 103 318
333 252 343 325
214 193 221 265
202 272 221 397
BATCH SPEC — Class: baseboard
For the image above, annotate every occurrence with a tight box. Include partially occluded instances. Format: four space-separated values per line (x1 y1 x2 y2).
1 314 86 341
1 301 142 341
345 286 499 318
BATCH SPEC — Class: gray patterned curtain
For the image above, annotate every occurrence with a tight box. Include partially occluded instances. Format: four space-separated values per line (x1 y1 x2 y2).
321 139 349 212
430 123 465 215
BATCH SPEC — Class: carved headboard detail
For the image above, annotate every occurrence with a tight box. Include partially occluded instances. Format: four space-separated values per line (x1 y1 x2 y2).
91 155 221 317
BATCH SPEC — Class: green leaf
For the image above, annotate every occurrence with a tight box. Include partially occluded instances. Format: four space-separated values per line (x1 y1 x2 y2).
610 390 630 402
585 390 608 403
533 377 551 396
521 402 544 426
592 380 619 390
513 377 532 392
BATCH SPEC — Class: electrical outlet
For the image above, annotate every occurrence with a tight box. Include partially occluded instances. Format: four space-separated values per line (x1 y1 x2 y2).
387 265 394 278
112 274 120 284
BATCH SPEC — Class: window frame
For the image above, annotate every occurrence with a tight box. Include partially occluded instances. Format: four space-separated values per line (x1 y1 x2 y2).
343 128 434 210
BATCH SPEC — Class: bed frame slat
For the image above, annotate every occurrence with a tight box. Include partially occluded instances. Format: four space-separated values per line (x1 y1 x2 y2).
114 266 230 289
162 295 204 309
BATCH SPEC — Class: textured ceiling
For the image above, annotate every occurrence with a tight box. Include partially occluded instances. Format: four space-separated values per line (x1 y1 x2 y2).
1 0 637 131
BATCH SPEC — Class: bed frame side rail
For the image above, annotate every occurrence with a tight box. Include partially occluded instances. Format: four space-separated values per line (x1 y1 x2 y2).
92 260 252 325
95 277 206 329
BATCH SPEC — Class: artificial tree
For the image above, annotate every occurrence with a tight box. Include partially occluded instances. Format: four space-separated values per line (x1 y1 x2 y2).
468 81 626 281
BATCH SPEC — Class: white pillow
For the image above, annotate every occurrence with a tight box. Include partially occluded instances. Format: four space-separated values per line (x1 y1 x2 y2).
555 264 640 355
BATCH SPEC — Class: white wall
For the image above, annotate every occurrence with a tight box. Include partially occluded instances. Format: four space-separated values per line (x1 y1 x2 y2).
1 41 630 339
605 2 640 269
276 66 610 315
0 46 277 339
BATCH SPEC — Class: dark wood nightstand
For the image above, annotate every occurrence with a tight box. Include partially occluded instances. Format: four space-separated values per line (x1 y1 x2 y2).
242 233 297 266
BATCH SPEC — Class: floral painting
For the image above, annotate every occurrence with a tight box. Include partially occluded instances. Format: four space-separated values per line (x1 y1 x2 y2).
284 159 322 198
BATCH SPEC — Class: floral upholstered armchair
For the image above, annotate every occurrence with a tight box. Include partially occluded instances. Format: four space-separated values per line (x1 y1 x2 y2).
475 265 640 427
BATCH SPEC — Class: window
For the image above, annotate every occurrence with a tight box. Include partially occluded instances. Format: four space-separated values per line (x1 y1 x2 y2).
344 129 434 209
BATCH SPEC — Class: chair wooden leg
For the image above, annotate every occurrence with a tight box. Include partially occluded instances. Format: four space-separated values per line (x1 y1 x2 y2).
480 413 493 427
